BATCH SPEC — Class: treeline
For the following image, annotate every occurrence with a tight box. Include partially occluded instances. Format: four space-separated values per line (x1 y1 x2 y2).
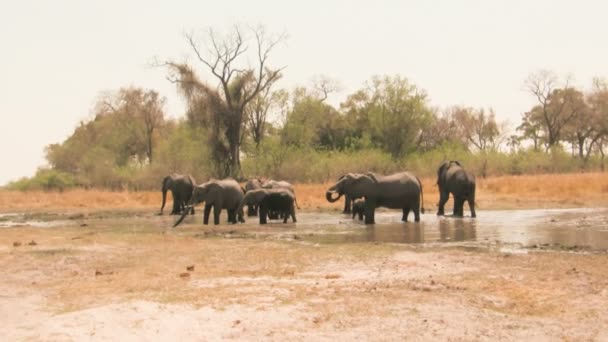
8 27 608 191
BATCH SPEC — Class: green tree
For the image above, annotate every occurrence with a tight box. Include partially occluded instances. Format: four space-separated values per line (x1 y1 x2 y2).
345 75 432 158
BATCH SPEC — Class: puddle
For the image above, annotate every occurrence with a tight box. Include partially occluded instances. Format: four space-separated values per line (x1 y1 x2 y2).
0 213 72 228
182 208 608 251
296 208 608 251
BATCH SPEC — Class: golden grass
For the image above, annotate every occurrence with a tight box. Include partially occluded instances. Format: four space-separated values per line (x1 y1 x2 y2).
1 172 607 212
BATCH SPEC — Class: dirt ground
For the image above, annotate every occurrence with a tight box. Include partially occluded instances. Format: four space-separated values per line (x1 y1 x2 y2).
1 209 607 341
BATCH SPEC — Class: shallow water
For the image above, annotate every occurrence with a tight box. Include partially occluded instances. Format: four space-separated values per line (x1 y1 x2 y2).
208 208 608 251
3 208 608 251
295 208 608 251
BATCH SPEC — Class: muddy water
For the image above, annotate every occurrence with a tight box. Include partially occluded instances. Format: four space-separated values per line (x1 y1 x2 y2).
202 208 608 251
276 208 608 251
3 208 608 251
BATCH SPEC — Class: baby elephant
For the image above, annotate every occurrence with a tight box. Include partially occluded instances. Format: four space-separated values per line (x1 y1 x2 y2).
352 198 365 221
239 189 297 224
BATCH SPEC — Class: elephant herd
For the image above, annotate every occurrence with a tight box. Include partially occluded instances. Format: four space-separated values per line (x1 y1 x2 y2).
161 160 476 227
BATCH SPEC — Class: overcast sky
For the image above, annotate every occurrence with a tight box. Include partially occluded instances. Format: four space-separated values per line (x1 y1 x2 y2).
1 0 606 185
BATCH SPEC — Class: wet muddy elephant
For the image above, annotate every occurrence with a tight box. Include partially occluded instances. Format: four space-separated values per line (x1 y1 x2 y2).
239 189 297 224
244 178 264 217
173 178 245 226
326 172 425 224
436 161 476 218
160 173 196 215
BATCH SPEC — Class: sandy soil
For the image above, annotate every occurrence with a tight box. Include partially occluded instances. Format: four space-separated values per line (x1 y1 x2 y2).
1 213 607 341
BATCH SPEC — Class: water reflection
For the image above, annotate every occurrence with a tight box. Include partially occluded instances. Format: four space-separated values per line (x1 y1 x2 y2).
438 218 477 242
296 208 608 251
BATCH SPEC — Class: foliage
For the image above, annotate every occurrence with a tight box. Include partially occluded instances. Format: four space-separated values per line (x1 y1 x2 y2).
7 169 76 191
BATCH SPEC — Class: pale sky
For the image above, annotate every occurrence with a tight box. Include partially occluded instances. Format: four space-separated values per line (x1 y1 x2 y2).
1 0 607 185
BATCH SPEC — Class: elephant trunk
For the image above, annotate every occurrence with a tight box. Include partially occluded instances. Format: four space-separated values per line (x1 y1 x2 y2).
325 191 343 203
173 206 192 228
160 177 169 215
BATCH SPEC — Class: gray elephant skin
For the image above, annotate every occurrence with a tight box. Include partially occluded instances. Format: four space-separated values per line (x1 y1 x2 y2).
260 179 300 218
239 189 297 224
351 198 365 221
326 172 425 224
336 173 363 214
437 161 476 218
173 178 245 227
244 178 264 216
160 173 196 215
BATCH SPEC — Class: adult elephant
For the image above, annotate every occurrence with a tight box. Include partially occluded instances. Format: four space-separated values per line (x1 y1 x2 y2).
326 172 425 224
173 178 245 227
238 189 297 224
160 174 196 215
336 173 363 214
437 161 476 218
244 178 264 216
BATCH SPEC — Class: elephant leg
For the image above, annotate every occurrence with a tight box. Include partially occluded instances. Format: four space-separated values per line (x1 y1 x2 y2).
453 197 464 217
213 206 222 225
259 205 268 224
203 204 212 225
402 207 410 222
358 211 363 221
227 209 235 224
343 196 352 214
190 206 195 215
437 191 449 216
291 207 297 223
352 211 356 219
364 200 375 224
468 196 476 218
238 207 245 223
283 211 288 223
413 207 421 222
171 192 180 215
247 205 256 217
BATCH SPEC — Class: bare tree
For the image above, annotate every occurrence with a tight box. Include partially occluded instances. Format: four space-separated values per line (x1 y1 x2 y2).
524 70 583 150
451 106 505 152
165 25 286 177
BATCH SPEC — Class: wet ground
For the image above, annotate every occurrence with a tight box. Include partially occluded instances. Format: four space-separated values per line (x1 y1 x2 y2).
2 207 608 340
5 208 606 251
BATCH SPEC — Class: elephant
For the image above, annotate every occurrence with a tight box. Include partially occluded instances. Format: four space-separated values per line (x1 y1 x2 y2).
261 180 300 218
336 173 363 214
239 189 297 224
326 172 425 224
351 198 365 221
437 160 476 218
160 173 196 215
173 178 245 227
244 178 264 216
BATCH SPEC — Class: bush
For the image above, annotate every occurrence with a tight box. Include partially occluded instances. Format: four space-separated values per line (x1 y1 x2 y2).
7 168 77 191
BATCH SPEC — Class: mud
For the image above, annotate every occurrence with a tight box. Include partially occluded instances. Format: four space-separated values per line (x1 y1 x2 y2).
1 208 607 340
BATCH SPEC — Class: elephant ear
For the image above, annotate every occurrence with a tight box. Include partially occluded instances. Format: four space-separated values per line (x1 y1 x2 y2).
437 162 450 185
450 160 462 167
364 172 379 183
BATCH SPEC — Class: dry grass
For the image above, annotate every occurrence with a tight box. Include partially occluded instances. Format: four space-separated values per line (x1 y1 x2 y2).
1 172 607 212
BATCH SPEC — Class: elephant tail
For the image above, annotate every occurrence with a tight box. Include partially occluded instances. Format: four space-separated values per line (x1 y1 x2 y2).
417 176 425 214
